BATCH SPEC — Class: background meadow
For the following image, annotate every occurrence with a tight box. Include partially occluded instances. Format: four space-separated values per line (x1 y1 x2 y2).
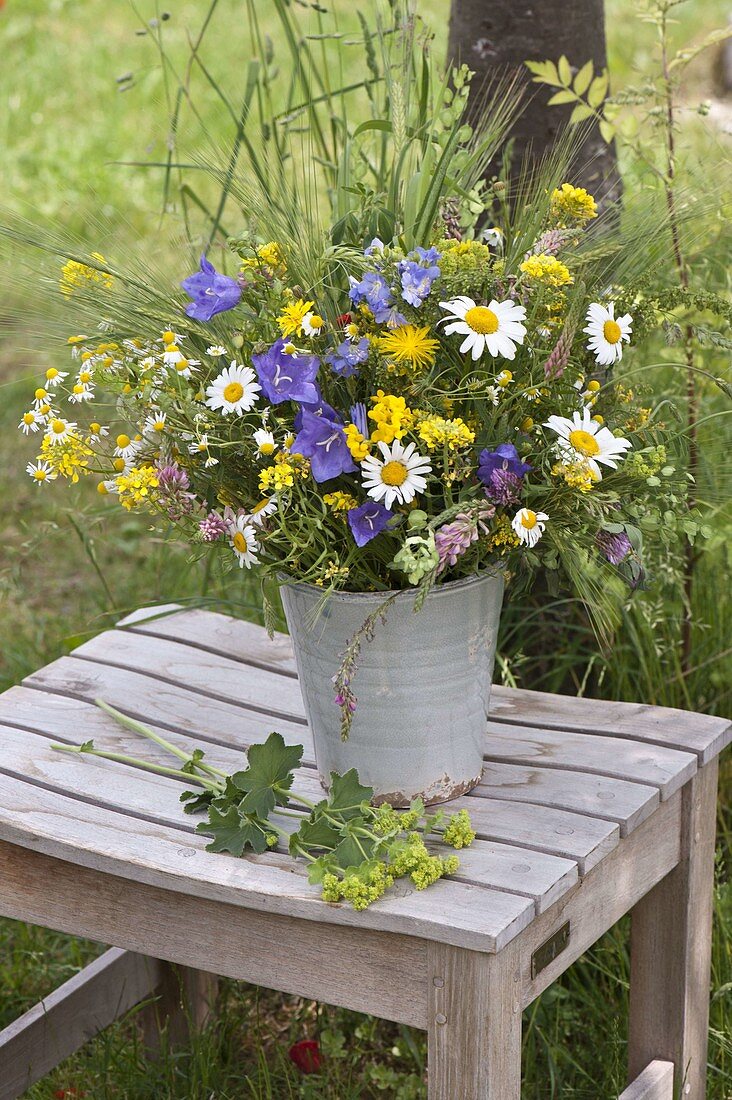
0 1 730 1096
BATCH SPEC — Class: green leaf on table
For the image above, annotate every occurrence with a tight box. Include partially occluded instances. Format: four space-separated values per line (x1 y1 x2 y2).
332 832 376 871
307 852 340 885
291 815 342 854
180 787 216 814
231 732 303 817
326 769 374 819
181 747 206 774
197 803 271 856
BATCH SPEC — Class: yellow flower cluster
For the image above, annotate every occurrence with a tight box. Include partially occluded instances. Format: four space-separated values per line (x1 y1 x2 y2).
487 514 520 550
115 466 160 511
377 325 439 374
519 253 573 287
417 415 475 452
59 253 113 298
368 391 413 444
258 454 307 493
550 183 598 226
552 460 598 493
277 298 314 338
344 423 370 461
241 241 286 277
436 239 492 279
323 491 358 513
38 434 93 484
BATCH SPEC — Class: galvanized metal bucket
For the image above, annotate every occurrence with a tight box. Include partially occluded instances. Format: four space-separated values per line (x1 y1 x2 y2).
280 571 504 806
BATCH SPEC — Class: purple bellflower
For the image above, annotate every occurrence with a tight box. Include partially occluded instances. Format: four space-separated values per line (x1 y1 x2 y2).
252 339 320 405
347 500 394 546
478 443 532 506
181 255 242 321
291 409 357 483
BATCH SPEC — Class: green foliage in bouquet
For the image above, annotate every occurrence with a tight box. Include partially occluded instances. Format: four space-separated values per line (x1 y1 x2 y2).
6 1 722 653
54 701 476 911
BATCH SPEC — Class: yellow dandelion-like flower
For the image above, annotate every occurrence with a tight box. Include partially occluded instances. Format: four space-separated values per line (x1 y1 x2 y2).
377 325 439 374
416 415 475 452
323 491 359 514
519 254 573 288
59 253 114 298
115 466 160 511
277 299 315 338
550 183 598 226
368 391 413 445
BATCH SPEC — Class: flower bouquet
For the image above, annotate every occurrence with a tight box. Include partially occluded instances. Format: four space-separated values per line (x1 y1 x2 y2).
16 14 687 804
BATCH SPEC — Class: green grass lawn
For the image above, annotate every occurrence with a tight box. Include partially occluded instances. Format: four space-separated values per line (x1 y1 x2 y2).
0 1 730 1096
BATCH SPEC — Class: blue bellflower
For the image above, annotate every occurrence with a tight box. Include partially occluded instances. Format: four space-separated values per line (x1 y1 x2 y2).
181 255 242 321
478 443 532 506
252 339 320 405
347 500 394 546
325 336 370 378
291 409 357 483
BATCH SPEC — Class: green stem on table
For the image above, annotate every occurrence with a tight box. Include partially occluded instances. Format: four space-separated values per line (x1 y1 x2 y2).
51 744 223 791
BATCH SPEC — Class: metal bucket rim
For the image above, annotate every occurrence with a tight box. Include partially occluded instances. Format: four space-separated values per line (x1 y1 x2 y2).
279 568 504 607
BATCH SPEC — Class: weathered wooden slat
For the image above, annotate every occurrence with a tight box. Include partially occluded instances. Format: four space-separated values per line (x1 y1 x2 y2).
477 761 659 836
0 685 618 875
0 839 430 1028
119 607 731 762
618 1061 674 1100
0 722 578 913
482 722 697 799
0 948 162 1100
0 771 533 952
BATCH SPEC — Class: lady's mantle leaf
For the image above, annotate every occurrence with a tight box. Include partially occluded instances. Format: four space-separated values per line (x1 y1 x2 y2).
231 732 304 816
197 804 272 855
326 769 374 819
180 787 216 815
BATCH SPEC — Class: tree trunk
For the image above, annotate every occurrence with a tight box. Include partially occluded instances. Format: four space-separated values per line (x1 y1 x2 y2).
447 0 622 206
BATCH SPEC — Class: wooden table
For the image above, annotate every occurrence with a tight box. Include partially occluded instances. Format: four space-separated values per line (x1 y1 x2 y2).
0 604 728 1100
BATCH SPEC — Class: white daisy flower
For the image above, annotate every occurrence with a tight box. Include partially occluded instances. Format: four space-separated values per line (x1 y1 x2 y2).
485 385 501 406
44 367 68 388
361 439 432 509
544 408 631 480
204 455 220 468
139 356 157 372
583 302 632 366
511 508 548 548
19 409 44 434
26 459 57 485
205 362 261 416
301 310 325 337
33 387 51 410
482 226 503 249
160 330 185 346
162 345 184 367
247 495 278 525
144 411 167 436
496 369 513 388
253 428 277 456
45 417 77 445
439 296 527 361
228 515 260 569
206 344 227 357
68 383 95 403
171 356 201 380
188 434 209 456
88 422 109 438
113 433 141 462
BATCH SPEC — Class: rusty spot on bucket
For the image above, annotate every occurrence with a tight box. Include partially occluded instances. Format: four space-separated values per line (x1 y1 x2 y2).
373 770 483 809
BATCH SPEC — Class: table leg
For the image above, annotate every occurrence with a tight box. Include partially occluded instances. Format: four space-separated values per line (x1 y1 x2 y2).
628 758 718 1099
427 940 522 1099
141 962 218 1056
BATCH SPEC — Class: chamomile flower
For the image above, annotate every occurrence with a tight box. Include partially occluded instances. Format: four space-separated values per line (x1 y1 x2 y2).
361 439 432 509
205 362 261 416
33 387 51 409
144 411 167 436
88 422 109 438
113 433 141 463
511 508 548 547
68 383 95 403
482 226 503 249
206 345 227 357
170 356 200 380
583 302 632 366
544 408 631 480
301 310 325 337
248 495 278 524
19 409 44 434
439 296 527 361
45 417 77 445
26 459 57 485
139 356 157 373
44 367 68 388
253 428 277 456
162 345 184 367
188 434 210 456
160 330 185 346
228 515 260 569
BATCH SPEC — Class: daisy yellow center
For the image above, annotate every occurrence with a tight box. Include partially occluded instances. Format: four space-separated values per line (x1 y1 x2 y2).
51 419 66 434
232 531 249 553
117 434 131 448
23 413 35 425
569 429 600 456
521 509 538 530
381 460 408 486
175 359 190 372
310 315 324 328
464 306 499 335
46 368 59 380
603 319 621 344
260 442 275 455
223 381 245 403
33 469 47 481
